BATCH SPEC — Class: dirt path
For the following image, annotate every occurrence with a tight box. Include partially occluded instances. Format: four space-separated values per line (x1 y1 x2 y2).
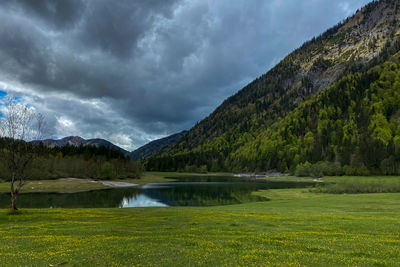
59 178 138 188
98 181 138 187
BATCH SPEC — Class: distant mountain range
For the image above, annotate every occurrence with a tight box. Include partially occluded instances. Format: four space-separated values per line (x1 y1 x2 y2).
33 132 187 160
32 136 130 155
130 131 187 161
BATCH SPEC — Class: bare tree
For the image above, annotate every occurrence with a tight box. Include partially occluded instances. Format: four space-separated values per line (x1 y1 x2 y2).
0 97 45 212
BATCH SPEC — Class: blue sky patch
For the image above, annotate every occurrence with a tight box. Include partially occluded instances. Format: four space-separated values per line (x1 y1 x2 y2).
13 95 22 102
0 90 7 99
0 90 6 118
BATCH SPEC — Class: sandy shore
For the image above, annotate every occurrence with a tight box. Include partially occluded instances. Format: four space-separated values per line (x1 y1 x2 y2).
98 181 139 187
232 172 290 178
59 178 138 188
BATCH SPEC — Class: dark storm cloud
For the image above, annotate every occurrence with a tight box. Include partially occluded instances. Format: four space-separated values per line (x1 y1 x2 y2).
0 0 372 150
3 0 86 29
80 0 179 58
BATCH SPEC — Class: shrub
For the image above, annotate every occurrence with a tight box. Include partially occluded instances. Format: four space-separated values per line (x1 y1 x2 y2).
295 161 370 177
310 162 324 178
295 161 312 177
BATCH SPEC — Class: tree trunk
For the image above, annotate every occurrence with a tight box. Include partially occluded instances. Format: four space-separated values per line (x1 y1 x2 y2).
10 175 21 211
11 191 18 211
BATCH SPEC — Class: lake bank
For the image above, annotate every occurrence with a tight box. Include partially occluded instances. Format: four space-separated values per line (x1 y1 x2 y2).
0 172 181 194
0 174 314 208
1 173 398 194
0 172 265 194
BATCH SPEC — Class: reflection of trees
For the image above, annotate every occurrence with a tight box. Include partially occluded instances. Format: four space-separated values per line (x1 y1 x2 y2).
0 188 142 208
144 178 314 206
144 181 302 206
144 184 267 206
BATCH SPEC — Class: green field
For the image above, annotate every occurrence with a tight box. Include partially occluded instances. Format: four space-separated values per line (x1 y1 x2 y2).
1 179 400 266
316 176 400 193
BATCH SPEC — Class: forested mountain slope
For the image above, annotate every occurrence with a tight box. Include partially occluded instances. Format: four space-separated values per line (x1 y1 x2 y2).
229 55 400 174
130 131 186 161
147 0 400 173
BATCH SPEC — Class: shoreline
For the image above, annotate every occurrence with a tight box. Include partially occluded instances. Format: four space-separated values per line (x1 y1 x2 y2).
232 172 290 178
0 178 140 194
59 178 139 188
0 172 315 194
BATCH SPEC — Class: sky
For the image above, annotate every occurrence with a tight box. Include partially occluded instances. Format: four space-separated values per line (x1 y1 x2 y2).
0 0 373 151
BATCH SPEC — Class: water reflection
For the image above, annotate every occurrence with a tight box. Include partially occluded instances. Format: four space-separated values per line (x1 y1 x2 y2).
0 176 314 208
0 187 145 208
142 182 269 206
120 194 167 207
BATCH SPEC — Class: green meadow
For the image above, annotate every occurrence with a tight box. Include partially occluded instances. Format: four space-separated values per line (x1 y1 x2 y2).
1 173 400 266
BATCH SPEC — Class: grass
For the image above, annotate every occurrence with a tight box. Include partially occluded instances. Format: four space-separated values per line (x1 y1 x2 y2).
256 176 318 183
1 188 400 266
316 176 400 194
1 173 400 265
256 175 400 194
0 179 110 194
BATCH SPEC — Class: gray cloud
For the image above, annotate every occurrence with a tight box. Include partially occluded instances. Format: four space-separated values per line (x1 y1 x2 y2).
79 0 179 58
3 0 86 29
0 0 372 150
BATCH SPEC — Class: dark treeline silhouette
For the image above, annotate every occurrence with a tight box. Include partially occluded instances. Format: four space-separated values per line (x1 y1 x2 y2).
0 138 141 180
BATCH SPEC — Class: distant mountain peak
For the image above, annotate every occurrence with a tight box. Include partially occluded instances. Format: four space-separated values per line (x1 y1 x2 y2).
33 136 129 155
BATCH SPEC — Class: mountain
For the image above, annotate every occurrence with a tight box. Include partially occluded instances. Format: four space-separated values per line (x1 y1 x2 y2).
34 136 130 155
147 0 400 174
130 131 187 161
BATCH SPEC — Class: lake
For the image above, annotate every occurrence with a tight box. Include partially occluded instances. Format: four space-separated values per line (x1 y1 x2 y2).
0 176 314 208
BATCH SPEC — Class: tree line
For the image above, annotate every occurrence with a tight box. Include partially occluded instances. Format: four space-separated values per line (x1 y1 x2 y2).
0 140 141 181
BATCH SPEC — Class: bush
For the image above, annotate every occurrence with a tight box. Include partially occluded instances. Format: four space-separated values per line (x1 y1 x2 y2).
295 161 367 177
380 156 400 175
294 161 312 177
324 162 343 176
343 165 369 176
310 162 324 178
200 165 208 173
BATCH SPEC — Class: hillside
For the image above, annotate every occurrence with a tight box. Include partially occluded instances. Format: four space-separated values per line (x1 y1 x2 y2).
147 0 400 173
229 54 400 174
130 131 186 161
34 136 129 155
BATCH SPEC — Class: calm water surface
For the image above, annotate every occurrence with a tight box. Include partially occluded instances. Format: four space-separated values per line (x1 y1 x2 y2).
0 176 314 208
